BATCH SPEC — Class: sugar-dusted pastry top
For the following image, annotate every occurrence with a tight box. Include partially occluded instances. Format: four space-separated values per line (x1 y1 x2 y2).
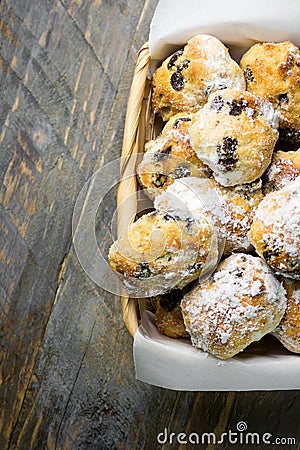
240 41 300 144
154 176 264 257
152 34 245 121
263 149 300 194
250 177 300 279
181 253 287 359
109 210 217 296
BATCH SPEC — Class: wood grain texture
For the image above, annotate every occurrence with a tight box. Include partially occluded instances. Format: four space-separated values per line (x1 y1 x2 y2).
0 1 300 449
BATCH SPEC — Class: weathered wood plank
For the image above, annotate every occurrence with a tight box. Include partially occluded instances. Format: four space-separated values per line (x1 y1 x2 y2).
0 249 55 447
0 206 28 301
1 0 300 449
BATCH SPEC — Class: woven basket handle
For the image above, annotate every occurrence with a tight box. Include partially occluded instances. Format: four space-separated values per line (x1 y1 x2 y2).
118 42 151 337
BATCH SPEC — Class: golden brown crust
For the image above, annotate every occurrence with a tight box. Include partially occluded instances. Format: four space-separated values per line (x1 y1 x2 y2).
152 34 245 121
137 113 211 199
240 41 300 143
250 178 300 278
154 291 190 338
109 211 215 295
273 278 300 353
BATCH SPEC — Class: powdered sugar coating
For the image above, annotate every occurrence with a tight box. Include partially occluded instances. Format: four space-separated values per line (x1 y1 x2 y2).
153 178 221 276
260 100 280 129
250 177 300 278
154 177 264 257
154 177 221 224
181 253 287 359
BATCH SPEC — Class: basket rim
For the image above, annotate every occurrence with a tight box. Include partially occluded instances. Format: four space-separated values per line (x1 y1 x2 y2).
118 42 151 338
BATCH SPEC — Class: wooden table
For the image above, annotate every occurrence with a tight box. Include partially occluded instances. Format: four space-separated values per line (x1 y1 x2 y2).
0 1 299 449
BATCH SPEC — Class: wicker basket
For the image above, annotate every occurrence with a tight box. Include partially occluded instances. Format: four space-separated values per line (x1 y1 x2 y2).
118 42 156 338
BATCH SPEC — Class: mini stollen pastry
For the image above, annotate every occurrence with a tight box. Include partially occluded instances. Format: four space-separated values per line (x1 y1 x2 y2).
216 180 264 256
151 34 245 121
181 253 287 359
189 89 279 186
154 177 264 257
273 278 300 353
153 176 224 256
263 149 300 194
154 289 190 339
137 112 210 200
109 210 217 297
240 41 300 144
250 178 300 279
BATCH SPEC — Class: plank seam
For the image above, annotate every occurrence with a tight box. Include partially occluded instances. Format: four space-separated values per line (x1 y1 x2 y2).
54 319 97 449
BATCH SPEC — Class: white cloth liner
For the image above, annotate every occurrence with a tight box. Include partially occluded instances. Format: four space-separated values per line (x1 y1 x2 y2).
134 312 300 391
133 0 300 390
149 0 300 63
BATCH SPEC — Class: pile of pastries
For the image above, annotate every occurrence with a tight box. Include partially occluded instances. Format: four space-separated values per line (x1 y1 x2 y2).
109 35 300 359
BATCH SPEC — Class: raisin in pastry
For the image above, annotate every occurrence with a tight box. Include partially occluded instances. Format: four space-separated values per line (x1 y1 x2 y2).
189 89 279 186
154 290 190 338
240 41 300 145
152 34 245 121
181 254 287 359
